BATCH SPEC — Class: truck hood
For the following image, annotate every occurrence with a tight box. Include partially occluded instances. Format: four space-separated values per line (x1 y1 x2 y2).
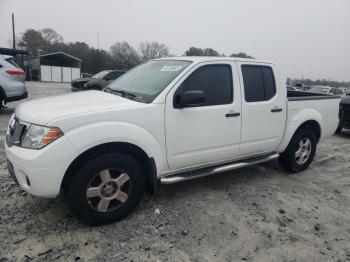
15 90 140 125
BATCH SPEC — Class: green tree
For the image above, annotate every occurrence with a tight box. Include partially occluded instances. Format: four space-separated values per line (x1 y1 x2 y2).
229 52 254 59
184 47 222 56
184 47 204 56
202 48 220 56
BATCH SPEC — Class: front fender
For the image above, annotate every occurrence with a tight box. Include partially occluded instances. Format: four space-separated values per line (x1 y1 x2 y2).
65 121 168 175
277 108 323 152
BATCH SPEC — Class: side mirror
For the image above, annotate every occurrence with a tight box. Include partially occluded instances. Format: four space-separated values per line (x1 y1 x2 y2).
177 90 206 108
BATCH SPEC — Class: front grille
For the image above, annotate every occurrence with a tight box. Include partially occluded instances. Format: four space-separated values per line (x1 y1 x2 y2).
6 117 27 147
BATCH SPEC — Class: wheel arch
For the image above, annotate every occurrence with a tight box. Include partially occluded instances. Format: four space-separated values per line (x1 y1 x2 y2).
61 142 158 195
277 118 322 153
295 120 321 142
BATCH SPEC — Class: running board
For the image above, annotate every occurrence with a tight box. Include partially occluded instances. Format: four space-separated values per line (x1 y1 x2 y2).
160 153 279 184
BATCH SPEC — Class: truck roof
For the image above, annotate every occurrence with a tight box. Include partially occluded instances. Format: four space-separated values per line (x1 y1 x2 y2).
156 56 276 65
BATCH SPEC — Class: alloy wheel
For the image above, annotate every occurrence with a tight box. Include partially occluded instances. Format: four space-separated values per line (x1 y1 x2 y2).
295 138 312 165
86 169 131 212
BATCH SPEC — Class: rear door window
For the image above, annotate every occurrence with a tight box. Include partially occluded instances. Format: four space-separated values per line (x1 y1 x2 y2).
241 65 276 102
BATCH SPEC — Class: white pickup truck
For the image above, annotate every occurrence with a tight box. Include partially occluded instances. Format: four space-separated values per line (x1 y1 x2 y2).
5 57 340 224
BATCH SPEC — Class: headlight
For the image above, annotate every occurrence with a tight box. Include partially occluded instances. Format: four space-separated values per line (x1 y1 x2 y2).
21 124 64 149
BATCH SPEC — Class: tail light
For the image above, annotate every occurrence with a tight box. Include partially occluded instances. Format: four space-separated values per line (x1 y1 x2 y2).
6 70 26 78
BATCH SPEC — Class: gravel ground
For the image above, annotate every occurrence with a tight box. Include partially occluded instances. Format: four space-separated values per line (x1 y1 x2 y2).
0 82 350 262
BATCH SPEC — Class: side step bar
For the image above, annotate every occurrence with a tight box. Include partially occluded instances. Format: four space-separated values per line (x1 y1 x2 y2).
160 153 279 184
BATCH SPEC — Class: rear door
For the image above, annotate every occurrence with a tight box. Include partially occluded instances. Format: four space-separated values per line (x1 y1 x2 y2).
237 63 286 156
165 62 242 171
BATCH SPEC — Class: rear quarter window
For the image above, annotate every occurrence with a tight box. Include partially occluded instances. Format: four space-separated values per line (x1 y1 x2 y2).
5 58 20 69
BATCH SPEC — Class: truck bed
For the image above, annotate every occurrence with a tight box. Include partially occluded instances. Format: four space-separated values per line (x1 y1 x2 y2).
286 90 341 141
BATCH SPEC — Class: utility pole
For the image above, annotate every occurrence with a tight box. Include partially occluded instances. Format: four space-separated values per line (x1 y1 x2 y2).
97 32 100 49
301 73 304 86
12 13 16 49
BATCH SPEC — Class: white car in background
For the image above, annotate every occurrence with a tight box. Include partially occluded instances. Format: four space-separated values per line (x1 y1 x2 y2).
308 86 346 97
286 85 298 91
0 55 28 107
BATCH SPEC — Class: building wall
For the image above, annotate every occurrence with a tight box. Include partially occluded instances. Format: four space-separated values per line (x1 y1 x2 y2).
40 65 81 82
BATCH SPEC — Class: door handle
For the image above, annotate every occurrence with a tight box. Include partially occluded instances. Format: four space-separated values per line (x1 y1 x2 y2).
225 112 240 117
271 107 283 113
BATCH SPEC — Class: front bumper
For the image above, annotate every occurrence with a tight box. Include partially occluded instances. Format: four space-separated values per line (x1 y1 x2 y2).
7 159 18 185
71 81 87 91
70 86 84 92
5 136 78 198
5 91 28 102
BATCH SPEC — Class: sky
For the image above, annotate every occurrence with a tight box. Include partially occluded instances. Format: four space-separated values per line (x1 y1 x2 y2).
1 0 349 81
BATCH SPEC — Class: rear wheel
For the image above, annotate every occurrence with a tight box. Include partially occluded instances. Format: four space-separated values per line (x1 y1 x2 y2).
66 153 145 225
279 128 317 173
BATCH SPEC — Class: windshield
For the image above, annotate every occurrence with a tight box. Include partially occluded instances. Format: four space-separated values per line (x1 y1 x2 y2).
108 60 192 103
309 87 330 94
92 70 111 79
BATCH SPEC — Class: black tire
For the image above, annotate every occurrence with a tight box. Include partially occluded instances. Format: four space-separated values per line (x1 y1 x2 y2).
279 128 317 173
335 122 343 134
66 153 145 225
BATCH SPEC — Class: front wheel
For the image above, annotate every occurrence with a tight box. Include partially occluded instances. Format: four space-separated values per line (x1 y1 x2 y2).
66 153 145 225
279 128 317 173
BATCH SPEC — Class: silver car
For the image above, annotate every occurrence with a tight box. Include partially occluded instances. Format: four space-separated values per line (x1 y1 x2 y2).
0 55 28 107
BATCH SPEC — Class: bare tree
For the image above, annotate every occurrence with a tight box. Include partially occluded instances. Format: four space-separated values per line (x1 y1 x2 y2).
40 28 63 45
139 42 170 62
18 29 45 57
110 42 140 69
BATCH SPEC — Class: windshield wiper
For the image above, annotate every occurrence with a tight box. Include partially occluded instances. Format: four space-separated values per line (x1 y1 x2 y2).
104 87 136 99
114 90 136 98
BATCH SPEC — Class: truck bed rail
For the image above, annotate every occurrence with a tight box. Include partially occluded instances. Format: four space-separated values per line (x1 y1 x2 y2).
287 90 341 101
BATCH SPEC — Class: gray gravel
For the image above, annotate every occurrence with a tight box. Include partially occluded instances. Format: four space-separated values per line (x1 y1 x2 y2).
1 82 350 262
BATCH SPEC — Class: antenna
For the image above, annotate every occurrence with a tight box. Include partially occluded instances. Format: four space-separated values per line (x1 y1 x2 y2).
301 73 304 85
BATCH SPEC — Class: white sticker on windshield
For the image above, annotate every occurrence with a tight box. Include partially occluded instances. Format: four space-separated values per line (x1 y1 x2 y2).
160 66 183 72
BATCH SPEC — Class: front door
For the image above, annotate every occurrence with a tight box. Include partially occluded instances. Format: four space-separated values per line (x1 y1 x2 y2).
165 62 242 171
